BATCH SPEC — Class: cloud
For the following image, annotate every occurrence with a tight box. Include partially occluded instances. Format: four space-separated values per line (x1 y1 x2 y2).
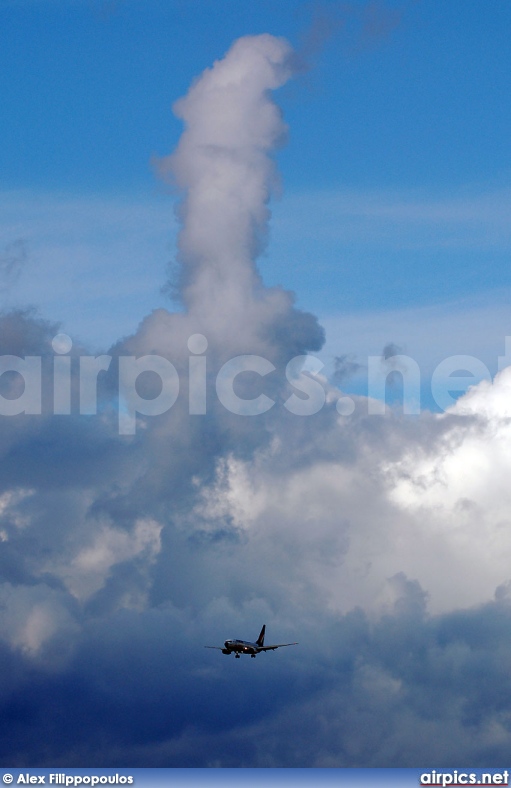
294 0 404 71
0 239 27 295
333 353 363 383
382 341 403 361
271 186 511 257
2 33 511 768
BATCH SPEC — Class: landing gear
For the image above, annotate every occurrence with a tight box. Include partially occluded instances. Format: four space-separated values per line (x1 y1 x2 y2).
250 654 256 658
235 653 241 658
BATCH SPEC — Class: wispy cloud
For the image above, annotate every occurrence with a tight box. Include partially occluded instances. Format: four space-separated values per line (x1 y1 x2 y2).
0 190 176 349
274 186 511 252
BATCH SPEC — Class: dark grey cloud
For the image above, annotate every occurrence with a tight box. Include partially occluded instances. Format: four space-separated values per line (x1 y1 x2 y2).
0 239 26 293
333 352 363 383
382 341 403 361
3 592 511 766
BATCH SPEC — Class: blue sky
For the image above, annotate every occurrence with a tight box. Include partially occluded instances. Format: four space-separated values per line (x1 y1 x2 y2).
4 1 511 769
3 0 511 195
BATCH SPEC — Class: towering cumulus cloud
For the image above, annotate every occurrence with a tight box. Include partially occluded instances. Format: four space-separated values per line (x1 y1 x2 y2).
129 35 323 362
2 35 511 766
168 35 292 322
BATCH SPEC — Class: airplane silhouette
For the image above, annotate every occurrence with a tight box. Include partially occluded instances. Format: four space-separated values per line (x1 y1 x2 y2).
205 625 298 658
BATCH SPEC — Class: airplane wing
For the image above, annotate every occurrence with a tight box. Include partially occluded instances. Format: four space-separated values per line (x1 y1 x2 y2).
258 642 298 651
204 646 224 649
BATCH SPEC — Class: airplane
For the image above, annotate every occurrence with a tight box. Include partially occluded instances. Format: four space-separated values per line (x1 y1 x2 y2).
205 625 298 659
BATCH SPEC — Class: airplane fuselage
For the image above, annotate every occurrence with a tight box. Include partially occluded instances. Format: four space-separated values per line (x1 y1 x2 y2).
223 639 259 655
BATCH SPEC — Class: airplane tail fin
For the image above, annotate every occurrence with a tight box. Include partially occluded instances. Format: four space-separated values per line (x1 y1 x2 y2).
256 625 266 647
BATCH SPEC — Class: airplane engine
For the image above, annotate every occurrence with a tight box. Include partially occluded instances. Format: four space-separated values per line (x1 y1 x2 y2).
222 649 231 654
